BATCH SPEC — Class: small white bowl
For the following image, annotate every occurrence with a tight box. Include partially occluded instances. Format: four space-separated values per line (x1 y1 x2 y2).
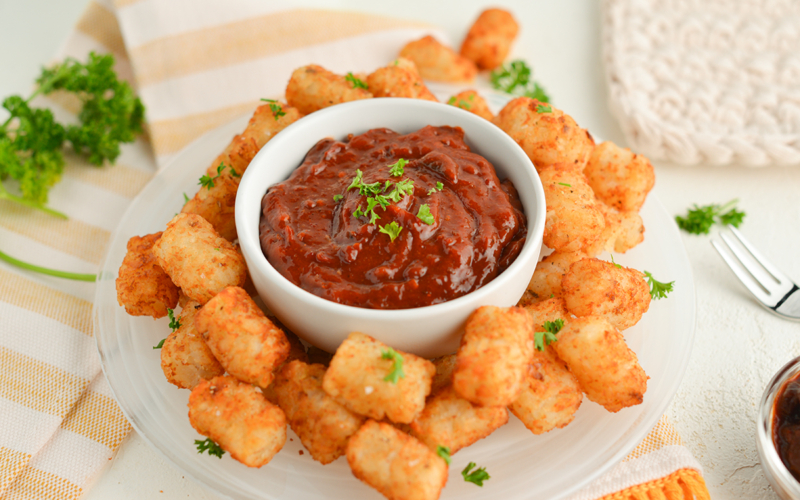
235 98 545 358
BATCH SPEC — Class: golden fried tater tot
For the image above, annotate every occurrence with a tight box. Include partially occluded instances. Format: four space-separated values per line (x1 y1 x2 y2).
523 296 570 329
584 141 655 213
582 201 645 256
366 58 438 101
116 232 179 318
509 344 582 434
539 165 605 253
286 65 372 115
410 385 508 454
161 301 224 390
460 8 519 70
272 361 365 464
492 97 595 171
322 332 435 424
195 286 290 389
552 316 647 412
447 90 493 121
430 354 457 395
188 375 286 467
152 213 247 304
181 169 240 242
453 306 533 407
347 420 448 500
561 258 651 331
399 35 477 83
527 251 587 302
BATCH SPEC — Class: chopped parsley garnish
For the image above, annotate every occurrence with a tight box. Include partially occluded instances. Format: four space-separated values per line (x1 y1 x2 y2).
388 158 408 177
557 182 571 187
333 194 343 202
417 204 434 225
168 308 181 331
436 445 451 465
675 199 745 234
199 162 238 189
182 192 190 204
490 60 550 102
195 438 225 458
381 347 406 383
462 462 490 486
535 319 564 351
447 95 473 109
536 104 552 113
428 181 444 195
644 271 674 300
152 338 166 350
610 254 621 268
379 221 403 243
260 98 286 120
345 72 368 89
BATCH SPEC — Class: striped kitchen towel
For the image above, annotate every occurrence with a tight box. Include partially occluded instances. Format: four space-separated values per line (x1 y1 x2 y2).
0 1 710 499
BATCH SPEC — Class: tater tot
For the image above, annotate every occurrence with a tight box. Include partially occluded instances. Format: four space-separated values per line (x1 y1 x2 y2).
195 286 290 389
527 251 587 302
582 201 645 256
322 332 435 424
366 58 438 101
152 213 247 304
399 35 477 83
523 296 570 329
161 301 224 389
453 306 533 407
492 97 595 171
347 420 448 500
188 375 286 467
410 385 508 454
509 344 582 434
181 169 240 242
447 90 494 121
272 360 365 464
561 258 651 331
286 65 372 115
539 165 605 253
552 316 647 412
460 8 519 70
584 141 655 213
116 232 179 318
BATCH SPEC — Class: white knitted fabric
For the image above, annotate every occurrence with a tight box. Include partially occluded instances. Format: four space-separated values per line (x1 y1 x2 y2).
603 0 800 166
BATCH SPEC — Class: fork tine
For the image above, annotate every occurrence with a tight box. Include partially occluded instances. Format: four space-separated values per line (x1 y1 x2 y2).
719 231 780 292
727 225 790 284
711 238 773 304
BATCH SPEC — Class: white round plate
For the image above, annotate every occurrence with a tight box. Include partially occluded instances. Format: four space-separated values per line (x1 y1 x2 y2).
94 111 695 500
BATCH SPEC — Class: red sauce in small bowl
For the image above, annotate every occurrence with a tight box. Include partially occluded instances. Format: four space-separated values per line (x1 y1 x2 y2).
258 125 526 309
775 371 800 481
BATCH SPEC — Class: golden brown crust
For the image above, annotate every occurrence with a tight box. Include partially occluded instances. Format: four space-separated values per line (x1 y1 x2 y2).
286 65 373 115
188 375 286 467
584 141 655 213
160 301 224 389
399 35 477 83
447 90 494 121
460 8 519 70
539 165 605 253
116 232 179 318
526 251 587 303
366 58 438 101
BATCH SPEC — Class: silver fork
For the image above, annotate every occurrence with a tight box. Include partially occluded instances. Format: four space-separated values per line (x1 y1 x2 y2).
712 225 800 321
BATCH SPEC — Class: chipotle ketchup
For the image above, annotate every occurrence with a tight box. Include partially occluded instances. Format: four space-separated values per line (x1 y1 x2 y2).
259 125 526 309
775 371 800 481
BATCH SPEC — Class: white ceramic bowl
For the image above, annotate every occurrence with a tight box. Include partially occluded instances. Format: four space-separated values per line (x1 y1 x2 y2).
235 98 545 358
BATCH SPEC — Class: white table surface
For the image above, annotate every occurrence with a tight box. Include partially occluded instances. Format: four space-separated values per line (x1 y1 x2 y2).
2 1 799 499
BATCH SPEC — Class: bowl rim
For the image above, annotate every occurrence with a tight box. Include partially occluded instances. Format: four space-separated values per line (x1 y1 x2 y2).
235 97 546 319
757 355 800 498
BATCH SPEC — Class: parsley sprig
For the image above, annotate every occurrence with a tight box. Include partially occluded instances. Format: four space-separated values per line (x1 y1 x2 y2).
199 162 240 189
381 347 405 383
535 319 563 351
490 60 550 102
154 308 181 349
675 199 745 234
436 445 451 465
644 271 674 300
379 221 403 242
195 438 225 458
260 98 286 120
345 72 368 90
447 95 474 110
462 462 490 486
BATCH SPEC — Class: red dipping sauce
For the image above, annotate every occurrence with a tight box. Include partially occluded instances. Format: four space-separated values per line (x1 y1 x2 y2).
774 371 800 481
259 125 526 309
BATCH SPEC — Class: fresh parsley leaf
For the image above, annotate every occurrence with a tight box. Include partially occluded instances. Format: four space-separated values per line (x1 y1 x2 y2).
333 194 343 202
436 445 451 465
557 182 571 187
183 192 190 204
610 254 621 268
348 169 364 191
436 181 443 190
198 162 237 189
535 319 564 351
644 271 674 300
462 462 490 486
153 338 166 349
195 438 225 458
345 72 368 89
168 308 181 331
379 221 403 242
417 204 434 225
536 104 552 113
381 347 406 383
260 98 286 120
353 205 365 218
447 96 472 109
490 60 550 103
388 158 408 177
675 199 745 234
